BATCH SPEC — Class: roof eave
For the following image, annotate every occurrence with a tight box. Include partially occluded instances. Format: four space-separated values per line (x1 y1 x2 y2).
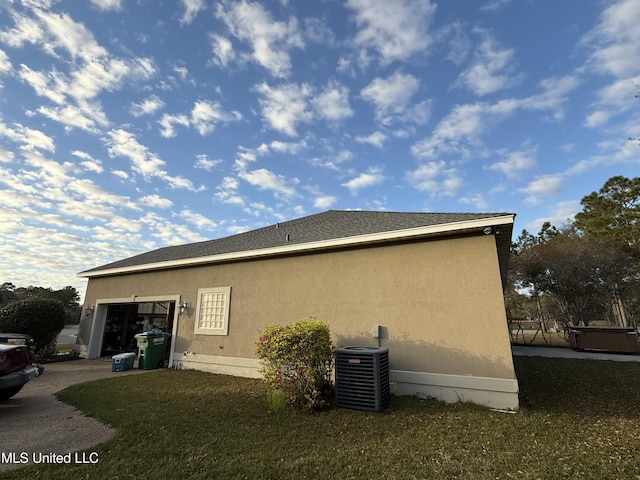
78 214 515 279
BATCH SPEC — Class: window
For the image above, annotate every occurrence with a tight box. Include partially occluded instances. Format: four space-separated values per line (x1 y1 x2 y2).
194 287 231 335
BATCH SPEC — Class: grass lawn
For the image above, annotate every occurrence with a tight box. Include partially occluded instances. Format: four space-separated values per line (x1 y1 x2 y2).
5 357 640 480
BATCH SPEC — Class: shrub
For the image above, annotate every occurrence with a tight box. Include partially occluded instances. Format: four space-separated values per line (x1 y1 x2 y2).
256 319 334 411
0 297 66 356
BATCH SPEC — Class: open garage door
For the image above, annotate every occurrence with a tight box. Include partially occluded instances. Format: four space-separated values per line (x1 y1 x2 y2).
85 295 180 363
101 302 175 357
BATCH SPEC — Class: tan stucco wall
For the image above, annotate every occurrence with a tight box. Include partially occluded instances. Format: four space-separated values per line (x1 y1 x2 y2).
81 234 515 381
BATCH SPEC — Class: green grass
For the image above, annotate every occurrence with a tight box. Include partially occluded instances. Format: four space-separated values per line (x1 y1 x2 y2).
5 357 640 479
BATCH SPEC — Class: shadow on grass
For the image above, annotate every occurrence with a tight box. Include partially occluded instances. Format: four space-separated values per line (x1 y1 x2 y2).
514 356 640 417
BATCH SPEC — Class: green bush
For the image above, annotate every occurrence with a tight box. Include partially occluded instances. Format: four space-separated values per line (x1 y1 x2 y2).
0 297 66 355
256 319 334 411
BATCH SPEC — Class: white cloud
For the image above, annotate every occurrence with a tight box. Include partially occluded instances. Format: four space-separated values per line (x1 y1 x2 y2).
239 168 299 197
255 80 352 133
194 154 223 171
210 34 235 68
255 82 314 136
215 0 304 78
527 200 580 231
584 110 613 128
158 101 242 137
72 150 103 173
0 146 14 163
584 75 640 127
111 169 129 180
269 139 307 155
355 131 387 148
0 9 44 49
179 209 217 230
191 100 243 135
215 176 245 205
411 102 499 159
304 17 336 46
130 95 165 117
180 0 206 25
454 28 521 96
314 195 337 209
310 149 353 171
481 0 513 12
583 0 640 77
346 0 436 65
23 8 106 61
520 75 582 117
311 81 353 122
226 224 250 235
341 167 386 195
0 121 55 152
0 49 12 77
565 136 640 174
90 0 122 11
18 65 67 104
173 66 189 82
138 194 173 209
444 22 471 66
159 113 190 138
361 71 420 124
520 174 564 204
38 102 108 133
405 161 462 196
137 212 208 247
412 75 581 159
459 192 490 210
106 129 203 191
2 5 156 132
69 57 155 101
243 201 286 220
486 148 537 178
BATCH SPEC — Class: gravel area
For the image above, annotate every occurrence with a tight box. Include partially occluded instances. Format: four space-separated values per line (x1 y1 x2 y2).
0 358 151 472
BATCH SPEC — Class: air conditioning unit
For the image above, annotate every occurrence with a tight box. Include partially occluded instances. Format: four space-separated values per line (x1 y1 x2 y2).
335 346 390 411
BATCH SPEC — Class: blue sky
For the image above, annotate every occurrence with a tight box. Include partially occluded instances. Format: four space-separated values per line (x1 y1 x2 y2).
1 0 639 300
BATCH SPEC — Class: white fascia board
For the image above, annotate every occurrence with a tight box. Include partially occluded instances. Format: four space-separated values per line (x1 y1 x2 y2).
79 215 515 278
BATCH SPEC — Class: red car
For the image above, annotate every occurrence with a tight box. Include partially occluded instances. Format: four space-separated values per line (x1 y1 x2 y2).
0 333 44 401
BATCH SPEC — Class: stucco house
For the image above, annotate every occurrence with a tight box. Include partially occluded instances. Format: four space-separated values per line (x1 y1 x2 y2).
76 210 519 409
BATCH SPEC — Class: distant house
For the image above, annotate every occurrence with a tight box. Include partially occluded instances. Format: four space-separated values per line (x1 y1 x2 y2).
77 210 518 409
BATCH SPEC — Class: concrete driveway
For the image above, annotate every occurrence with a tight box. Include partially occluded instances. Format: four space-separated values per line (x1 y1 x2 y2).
57 325 79 345
0 358 151 472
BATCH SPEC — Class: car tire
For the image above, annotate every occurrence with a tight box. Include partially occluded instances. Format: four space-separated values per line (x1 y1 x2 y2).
0 385 24 401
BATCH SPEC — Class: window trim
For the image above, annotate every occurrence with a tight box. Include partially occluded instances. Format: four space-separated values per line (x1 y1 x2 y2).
194 286 231 336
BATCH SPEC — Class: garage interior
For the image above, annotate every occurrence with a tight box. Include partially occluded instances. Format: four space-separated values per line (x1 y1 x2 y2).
101 301 175 357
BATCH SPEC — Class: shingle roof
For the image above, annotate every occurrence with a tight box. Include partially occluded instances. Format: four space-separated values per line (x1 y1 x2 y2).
80 210 514 275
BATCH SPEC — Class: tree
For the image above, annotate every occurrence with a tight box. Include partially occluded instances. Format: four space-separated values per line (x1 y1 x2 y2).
0 297 66 355
509 223 637 328
574 176 640 249
0 282 17 307
574 176 640 326
0 283 81 323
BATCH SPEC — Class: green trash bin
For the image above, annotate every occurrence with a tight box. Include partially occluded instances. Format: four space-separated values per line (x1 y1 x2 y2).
135 331 171 370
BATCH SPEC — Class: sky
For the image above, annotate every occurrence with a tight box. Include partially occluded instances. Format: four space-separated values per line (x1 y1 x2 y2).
1 0 639 302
